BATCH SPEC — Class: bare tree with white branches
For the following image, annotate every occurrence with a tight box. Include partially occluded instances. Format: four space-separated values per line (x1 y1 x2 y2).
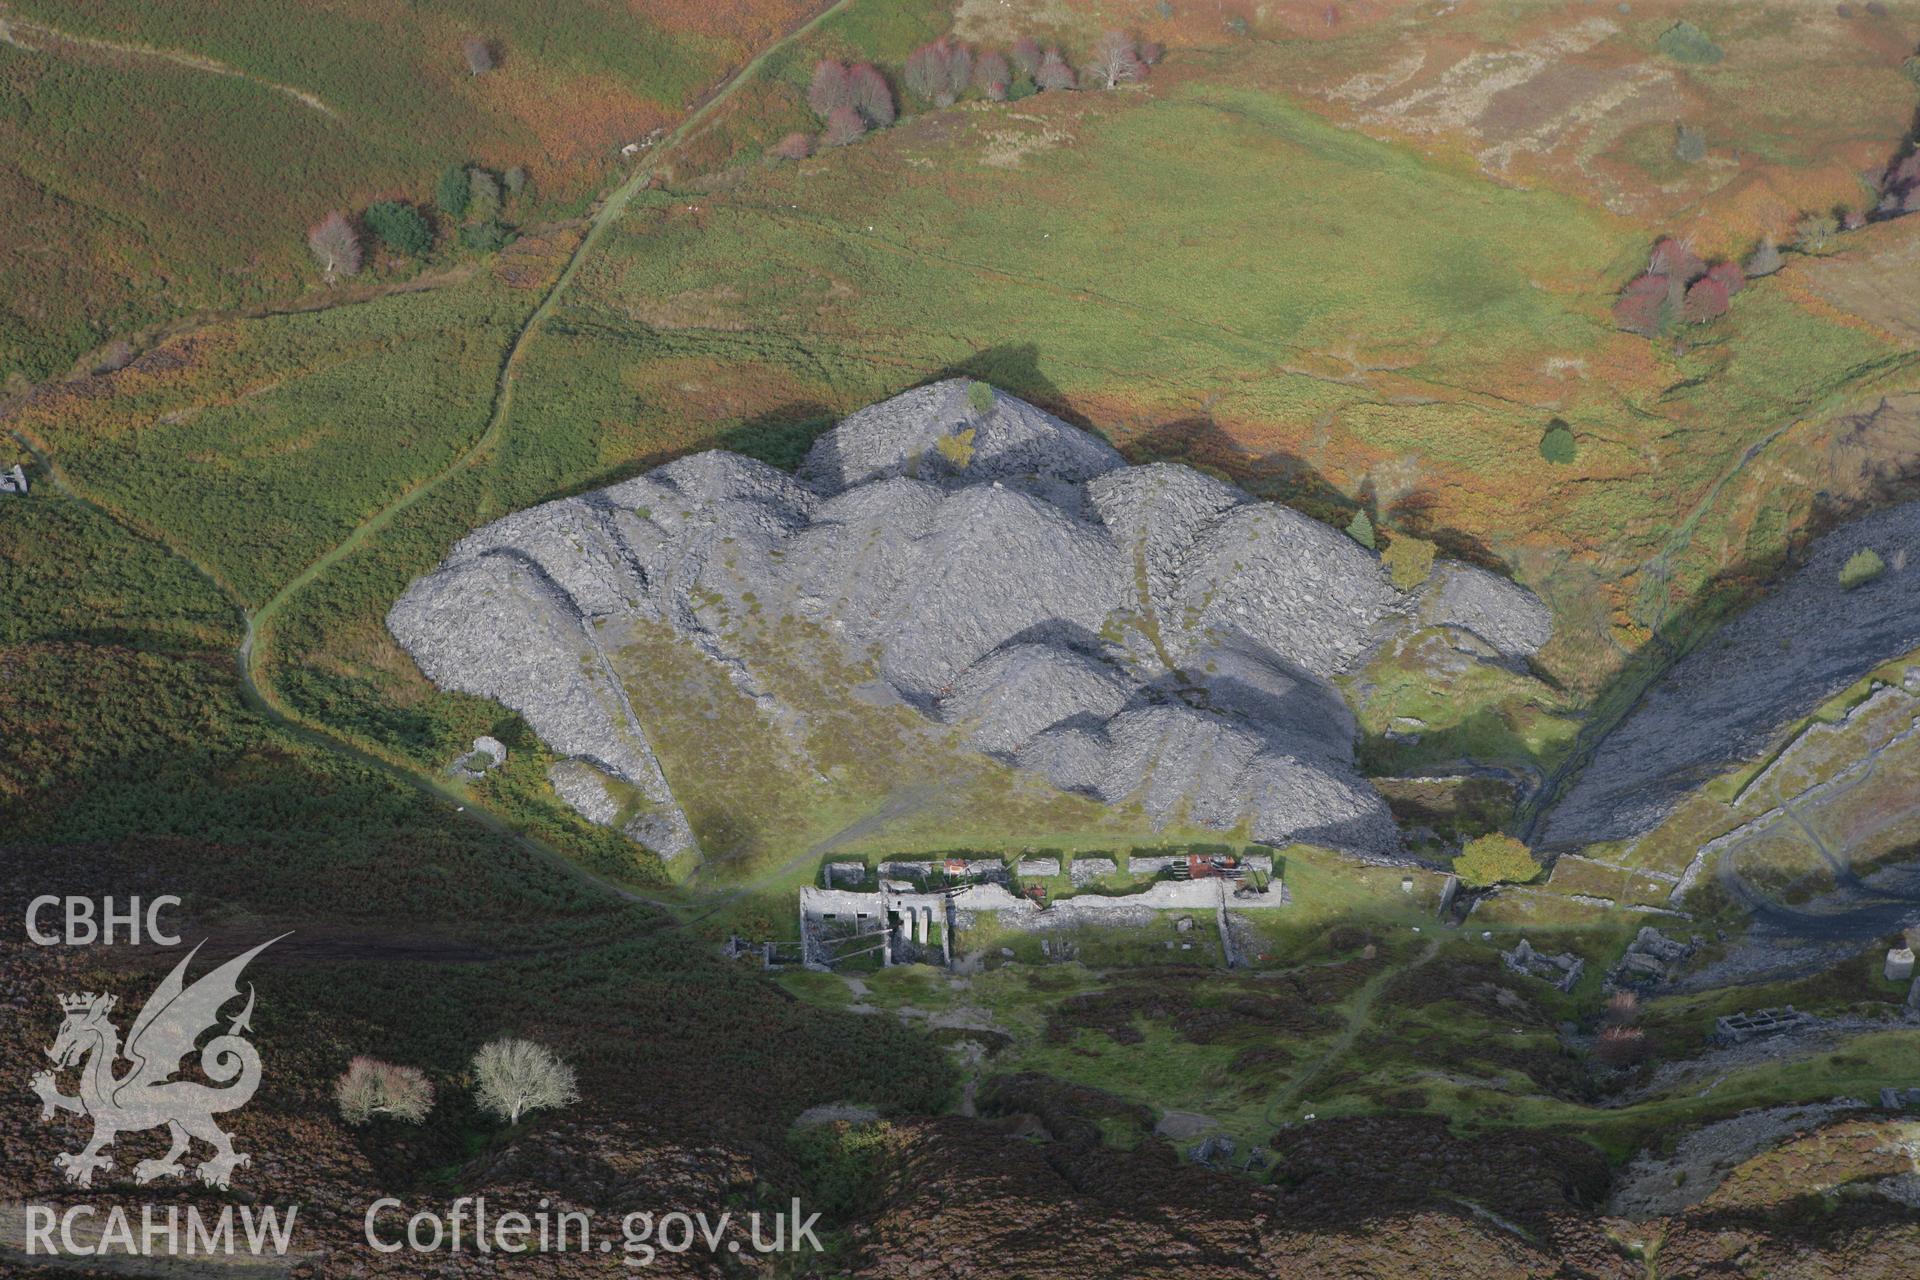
471 1038 579 1125
1089 32 1145 89
822 105 867 147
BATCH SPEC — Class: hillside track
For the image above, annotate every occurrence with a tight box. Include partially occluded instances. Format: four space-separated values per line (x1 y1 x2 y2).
7 0 858 919
0 11 341 117
1264 939 1440 1129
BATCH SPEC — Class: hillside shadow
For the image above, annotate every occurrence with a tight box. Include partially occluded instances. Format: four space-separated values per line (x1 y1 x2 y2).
1866 90 1920 220
544 400 838 503
546 446 693 502
933 343 1096 432
717 401 836 471
1521 469 1920 853
1129 413 1504 572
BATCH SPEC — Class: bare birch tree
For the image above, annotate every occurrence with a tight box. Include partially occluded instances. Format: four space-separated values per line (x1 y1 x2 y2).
822 105 867 148
1035 49 1077 92
807 60 851 120
848 63 895 127
472 1038 579 1125
1090 32 1145 89
1011 38 1042 79
463 36 495 75
307 211 362 279
974 50 1010 100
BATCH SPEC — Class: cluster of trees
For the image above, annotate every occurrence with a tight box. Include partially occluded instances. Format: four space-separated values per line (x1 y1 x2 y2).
437 161 526 251
335 1037 580 1128
775 59 897 157
306 163 527 278
302 197 444 278
336 1056 434 1124
908 32 1160 102
770 32 1160 163
1612 186 1915 338
1611 236 1747 336
905 37 981 104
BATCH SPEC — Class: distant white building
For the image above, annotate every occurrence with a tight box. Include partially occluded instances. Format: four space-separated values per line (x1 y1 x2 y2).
0 464 26 495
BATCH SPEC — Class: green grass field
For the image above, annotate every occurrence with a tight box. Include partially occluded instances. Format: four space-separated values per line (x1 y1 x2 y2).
0 0 819 384
10 286 531 604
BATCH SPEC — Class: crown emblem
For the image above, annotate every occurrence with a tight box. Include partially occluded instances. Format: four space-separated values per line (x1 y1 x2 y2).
59 992 113 1015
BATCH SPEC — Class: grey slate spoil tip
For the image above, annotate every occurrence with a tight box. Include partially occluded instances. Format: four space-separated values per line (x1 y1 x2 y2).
389 380 1554 864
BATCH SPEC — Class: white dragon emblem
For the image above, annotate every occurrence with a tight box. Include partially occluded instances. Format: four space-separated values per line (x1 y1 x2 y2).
29 936 284 1189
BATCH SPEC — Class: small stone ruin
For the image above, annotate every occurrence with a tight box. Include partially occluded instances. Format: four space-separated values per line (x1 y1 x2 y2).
1069 857 1118 886
449 734 508 779
870 858 1012 886
1886 946 1915 982
1608 926 1695 988
1714 1005 1819 1044
1193 1134 1236 1167
1500 938 1585 992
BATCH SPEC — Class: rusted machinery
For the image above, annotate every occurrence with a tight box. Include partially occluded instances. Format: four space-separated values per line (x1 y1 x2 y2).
1170 854 1246 881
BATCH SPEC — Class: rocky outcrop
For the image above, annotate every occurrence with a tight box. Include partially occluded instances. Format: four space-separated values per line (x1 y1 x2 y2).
390 381 1554 863
1545 499 1920 848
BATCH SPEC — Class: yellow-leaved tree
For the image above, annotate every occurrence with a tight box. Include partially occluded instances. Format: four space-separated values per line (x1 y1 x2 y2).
1453 833 1542 888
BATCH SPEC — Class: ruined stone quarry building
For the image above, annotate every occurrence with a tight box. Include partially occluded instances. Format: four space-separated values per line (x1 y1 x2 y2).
799 865 1289 970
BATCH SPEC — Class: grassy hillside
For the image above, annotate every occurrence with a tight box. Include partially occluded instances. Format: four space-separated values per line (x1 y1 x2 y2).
0 0 821 384
1247 0 1920 255
5 284 532 604
11 2 1916 895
